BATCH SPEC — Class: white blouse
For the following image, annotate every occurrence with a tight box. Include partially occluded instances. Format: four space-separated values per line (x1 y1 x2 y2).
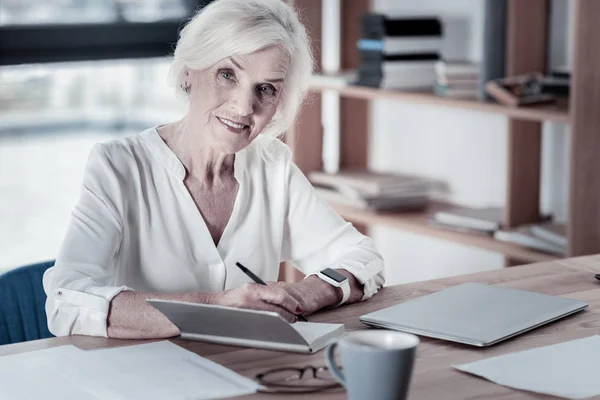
43 128 385 337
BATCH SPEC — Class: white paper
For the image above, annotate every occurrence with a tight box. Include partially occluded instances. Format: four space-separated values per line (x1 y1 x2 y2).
78 341 260 400
454 335 600 399
0 345 102 400
0 341 259 400
293 321 342 345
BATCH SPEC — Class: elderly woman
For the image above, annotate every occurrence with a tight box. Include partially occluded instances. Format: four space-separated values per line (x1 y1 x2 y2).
43 0 385 339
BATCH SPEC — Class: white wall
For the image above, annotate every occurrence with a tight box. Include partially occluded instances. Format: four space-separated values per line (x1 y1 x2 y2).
367 0 571 285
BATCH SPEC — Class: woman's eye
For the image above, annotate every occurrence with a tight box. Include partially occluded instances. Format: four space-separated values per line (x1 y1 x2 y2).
259 85 276 96
220 70 234 80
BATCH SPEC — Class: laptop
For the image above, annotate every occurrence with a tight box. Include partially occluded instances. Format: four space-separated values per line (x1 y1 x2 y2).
360 282 588 347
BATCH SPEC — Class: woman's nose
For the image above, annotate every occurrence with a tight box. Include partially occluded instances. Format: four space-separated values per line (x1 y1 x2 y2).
230 87 255 116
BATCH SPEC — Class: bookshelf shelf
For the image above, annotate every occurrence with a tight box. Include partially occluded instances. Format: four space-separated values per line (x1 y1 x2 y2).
328 201 559 264
309 81 571 124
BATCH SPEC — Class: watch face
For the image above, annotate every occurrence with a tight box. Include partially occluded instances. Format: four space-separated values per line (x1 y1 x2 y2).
321 268 347 283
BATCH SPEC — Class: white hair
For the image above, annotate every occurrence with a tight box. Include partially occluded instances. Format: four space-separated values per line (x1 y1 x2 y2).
170 0 314 139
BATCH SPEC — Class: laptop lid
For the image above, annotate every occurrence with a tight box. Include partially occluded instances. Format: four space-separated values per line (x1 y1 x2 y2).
360 282 588 347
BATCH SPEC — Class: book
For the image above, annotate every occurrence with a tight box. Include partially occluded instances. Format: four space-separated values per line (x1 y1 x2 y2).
357 70 436 89
494 226 566 256
530 222 567 247
360 52 440 62
359 60 436 76
356 75 436 89
434 83 478 99
539 76 570 97
147 299 346 354
432 206 503 232
435 76 480 86
485 74 556 107
309 170 431 197
362 13 443 39
357 60 436 89
358 37 442 54
361 50 439 63
335 183 429 201
427 218 494 236
550 66 570 80
434 60 480 78
314 184 428 212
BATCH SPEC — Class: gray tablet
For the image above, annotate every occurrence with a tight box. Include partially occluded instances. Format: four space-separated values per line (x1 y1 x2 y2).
360 282 587 347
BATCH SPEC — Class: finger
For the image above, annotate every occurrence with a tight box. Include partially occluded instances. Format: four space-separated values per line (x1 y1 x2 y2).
232 285 298 322
237 299 296 323
258 286 303 315
256 302 297 323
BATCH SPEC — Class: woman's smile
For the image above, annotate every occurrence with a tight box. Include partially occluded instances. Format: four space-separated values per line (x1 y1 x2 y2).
216 116 249 133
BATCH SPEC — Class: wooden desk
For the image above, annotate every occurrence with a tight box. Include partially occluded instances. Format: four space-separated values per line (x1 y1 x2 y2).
3 255 600 399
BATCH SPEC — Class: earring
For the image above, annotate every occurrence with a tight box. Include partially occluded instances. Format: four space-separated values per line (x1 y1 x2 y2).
181 81 191 94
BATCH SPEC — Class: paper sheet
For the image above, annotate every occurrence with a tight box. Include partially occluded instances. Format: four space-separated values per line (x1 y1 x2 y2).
454 335 600 399
0 345 100 400
292 321 343 345
0 341 260 400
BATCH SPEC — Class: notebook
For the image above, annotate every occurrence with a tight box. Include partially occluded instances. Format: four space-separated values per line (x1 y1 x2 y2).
360 282 587 347
148 299 346 353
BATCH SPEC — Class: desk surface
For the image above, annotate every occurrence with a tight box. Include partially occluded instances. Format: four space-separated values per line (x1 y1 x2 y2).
3 255 600 399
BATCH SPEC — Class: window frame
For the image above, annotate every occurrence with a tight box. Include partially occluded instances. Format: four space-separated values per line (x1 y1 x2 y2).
0 1 212 66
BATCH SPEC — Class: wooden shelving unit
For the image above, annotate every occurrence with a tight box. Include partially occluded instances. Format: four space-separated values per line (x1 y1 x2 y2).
282 0 600 281
308 82 570 124
328 201 558 264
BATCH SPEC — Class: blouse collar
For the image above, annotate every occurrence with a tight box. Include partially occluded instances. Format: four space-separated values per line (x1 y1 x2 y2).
140 127 245 181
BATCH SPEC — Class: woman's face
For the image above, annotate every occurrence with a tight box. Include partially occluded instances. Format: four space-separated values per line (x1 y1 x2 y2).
187 46 290 154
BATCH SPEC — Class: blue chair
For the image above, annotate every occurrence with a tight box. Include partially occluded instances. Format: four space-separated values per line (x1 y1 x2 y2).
0 260 55 345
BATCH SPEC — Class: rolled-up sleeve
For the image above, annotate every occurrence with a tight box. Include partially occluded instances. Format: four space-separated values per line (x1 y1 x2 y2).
280 148 385 300
43 144 132 337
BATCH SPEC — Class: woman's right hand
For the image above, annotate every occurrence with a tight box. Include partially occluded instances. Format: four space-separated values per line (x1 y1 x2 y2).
214 283 303 323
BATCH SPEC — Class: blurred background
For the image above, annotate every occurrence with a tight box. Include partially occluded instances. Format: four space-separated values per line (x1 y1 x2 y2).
0 0 590 287
0 0 212 273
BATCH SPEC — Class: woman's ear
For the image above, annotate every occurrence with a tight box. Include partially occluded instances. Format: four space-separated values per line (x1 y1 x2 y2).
181 68 192 94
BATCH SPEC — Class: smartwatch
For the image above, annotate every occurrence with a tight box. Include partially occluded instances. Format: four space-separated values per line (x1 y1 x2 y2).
312 267 351 307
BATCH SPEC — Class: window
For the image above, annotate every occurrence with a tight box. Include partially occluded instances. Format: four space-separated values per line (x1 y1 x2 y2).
0 1 213 65
0 58 187 272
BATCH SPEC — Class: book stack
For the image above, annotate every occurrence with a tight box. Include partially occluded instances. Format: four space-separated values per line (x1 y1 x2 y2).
355 13 443 89
431 206 566 256
494 222 566 256
434 60 480 98
430 206 503 235
309 170 431 212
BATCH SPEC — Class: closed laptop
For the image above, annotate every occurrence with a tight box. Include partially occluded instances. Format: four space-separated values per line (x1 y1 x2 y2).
360 282 588 347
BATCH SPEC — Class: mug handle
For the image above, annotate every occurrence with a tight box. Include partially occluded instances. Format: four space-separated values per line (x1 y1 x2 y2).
325 342 345 387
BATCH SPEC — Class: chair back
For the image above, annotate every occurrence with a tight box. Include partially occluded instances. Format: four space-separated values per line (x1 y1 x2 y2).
0 260 55 345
